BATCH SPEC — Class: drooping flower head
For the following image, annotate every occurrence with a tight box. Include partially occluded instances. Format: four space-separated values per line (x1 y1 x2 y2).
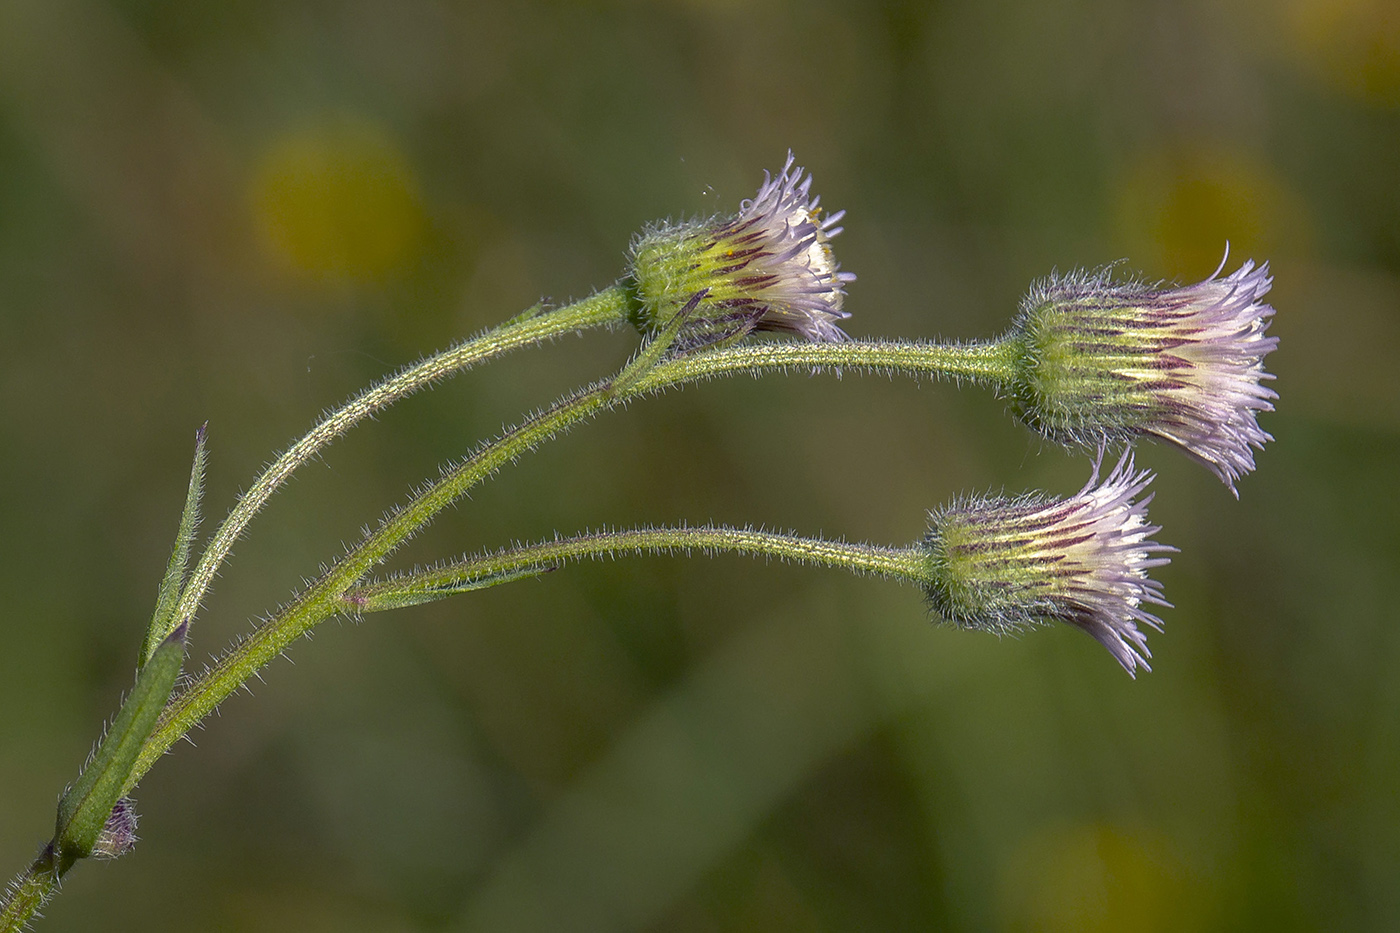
628 153 856 348
921 453 1175 676
1006 254 1279 495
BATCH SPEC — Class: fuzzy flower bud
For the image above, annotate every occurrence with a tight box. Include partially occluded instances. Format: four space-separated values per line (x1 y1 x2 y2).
922 454 1174 676
1006 256 1279 495
91 797 139 859
627 153 855 348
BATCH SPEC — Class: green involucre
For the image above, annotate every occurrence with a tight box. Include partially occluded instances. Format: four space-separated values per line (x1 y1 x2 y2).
1006 279 1176 446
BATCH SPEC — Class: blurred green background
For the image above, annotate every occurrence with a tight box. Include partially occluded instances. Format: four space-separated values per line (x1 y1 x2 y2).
1 0 1397 929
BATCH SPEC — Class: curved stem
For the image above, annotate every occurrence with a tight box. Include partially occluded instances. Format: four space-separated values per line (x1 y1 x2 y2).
127 301 688 789
156 286 634 650
631 336 1023 393
344 524 927 612
126 386 619 789
127 332 1011 788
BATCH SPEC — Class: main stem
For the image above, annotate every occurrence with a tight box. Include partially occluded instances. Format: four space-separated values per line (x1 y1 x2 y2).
0 854 57 933
153 286 633 653
126 333 1017 789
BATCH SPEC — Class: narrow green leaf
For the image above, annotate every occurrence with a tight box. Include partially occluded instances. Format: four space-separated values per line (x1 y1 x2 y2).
54 622 187 873
345 565 552 613
142 424 207 664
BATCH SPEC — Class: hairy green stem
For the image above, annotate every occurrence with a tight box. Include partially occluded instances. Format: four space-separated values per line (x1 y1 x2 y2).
633 336 1023 393
126 295 689 789
155 287 633 648
126 332 1012 789
126 388 620 789
346 525 928 611
0 856 57 933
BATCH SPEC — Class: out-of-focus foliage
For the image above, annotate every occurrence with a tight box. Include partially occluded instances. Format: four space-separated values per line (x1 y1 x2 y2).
0 0 1396 930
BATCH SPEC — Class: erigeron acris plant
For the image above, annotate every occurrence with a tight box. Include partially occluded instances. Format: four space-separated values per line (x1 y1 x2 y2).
0 154 1277 930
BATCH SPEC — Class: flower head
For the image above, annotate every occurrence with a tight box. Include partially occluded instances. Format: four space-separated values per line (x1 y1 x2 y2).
1007 254 1278 494
922 453 1175 676
628 153 855 348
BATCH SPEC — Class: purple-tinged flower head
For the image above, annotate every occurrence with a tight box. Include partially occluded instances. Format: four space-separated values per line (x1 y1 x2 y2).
1006 254 1279 495
921 453 1175 676
628 153 856 349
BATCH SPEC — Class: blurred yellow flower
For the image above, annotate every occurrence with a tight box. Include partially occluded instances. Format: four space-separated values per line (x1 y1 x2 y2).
999 822 1214 932
250 121 425 284
1285 0 1400 106
1113 146 1309 278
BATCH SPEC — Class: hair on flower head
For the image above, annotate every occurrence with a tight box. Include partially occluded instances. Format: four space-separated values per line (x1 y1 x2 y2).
922 452 1176 676
628 152 856 348
1007 249 1279 495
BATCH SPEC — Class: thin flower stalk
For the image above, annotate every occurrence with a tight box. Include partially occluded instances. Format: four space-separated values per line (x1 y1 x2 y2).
632 336 1024 391
343 525 928 613
156 288 633 650
122 326 1132 788
125 290 697 789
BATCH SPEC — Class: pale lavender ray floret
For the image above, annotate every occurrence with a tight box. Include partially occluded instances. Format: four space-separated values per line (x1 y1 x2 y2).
1143 256 1279 493
722 152 858 342
924 452 1176 676
1051 453 1177 675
